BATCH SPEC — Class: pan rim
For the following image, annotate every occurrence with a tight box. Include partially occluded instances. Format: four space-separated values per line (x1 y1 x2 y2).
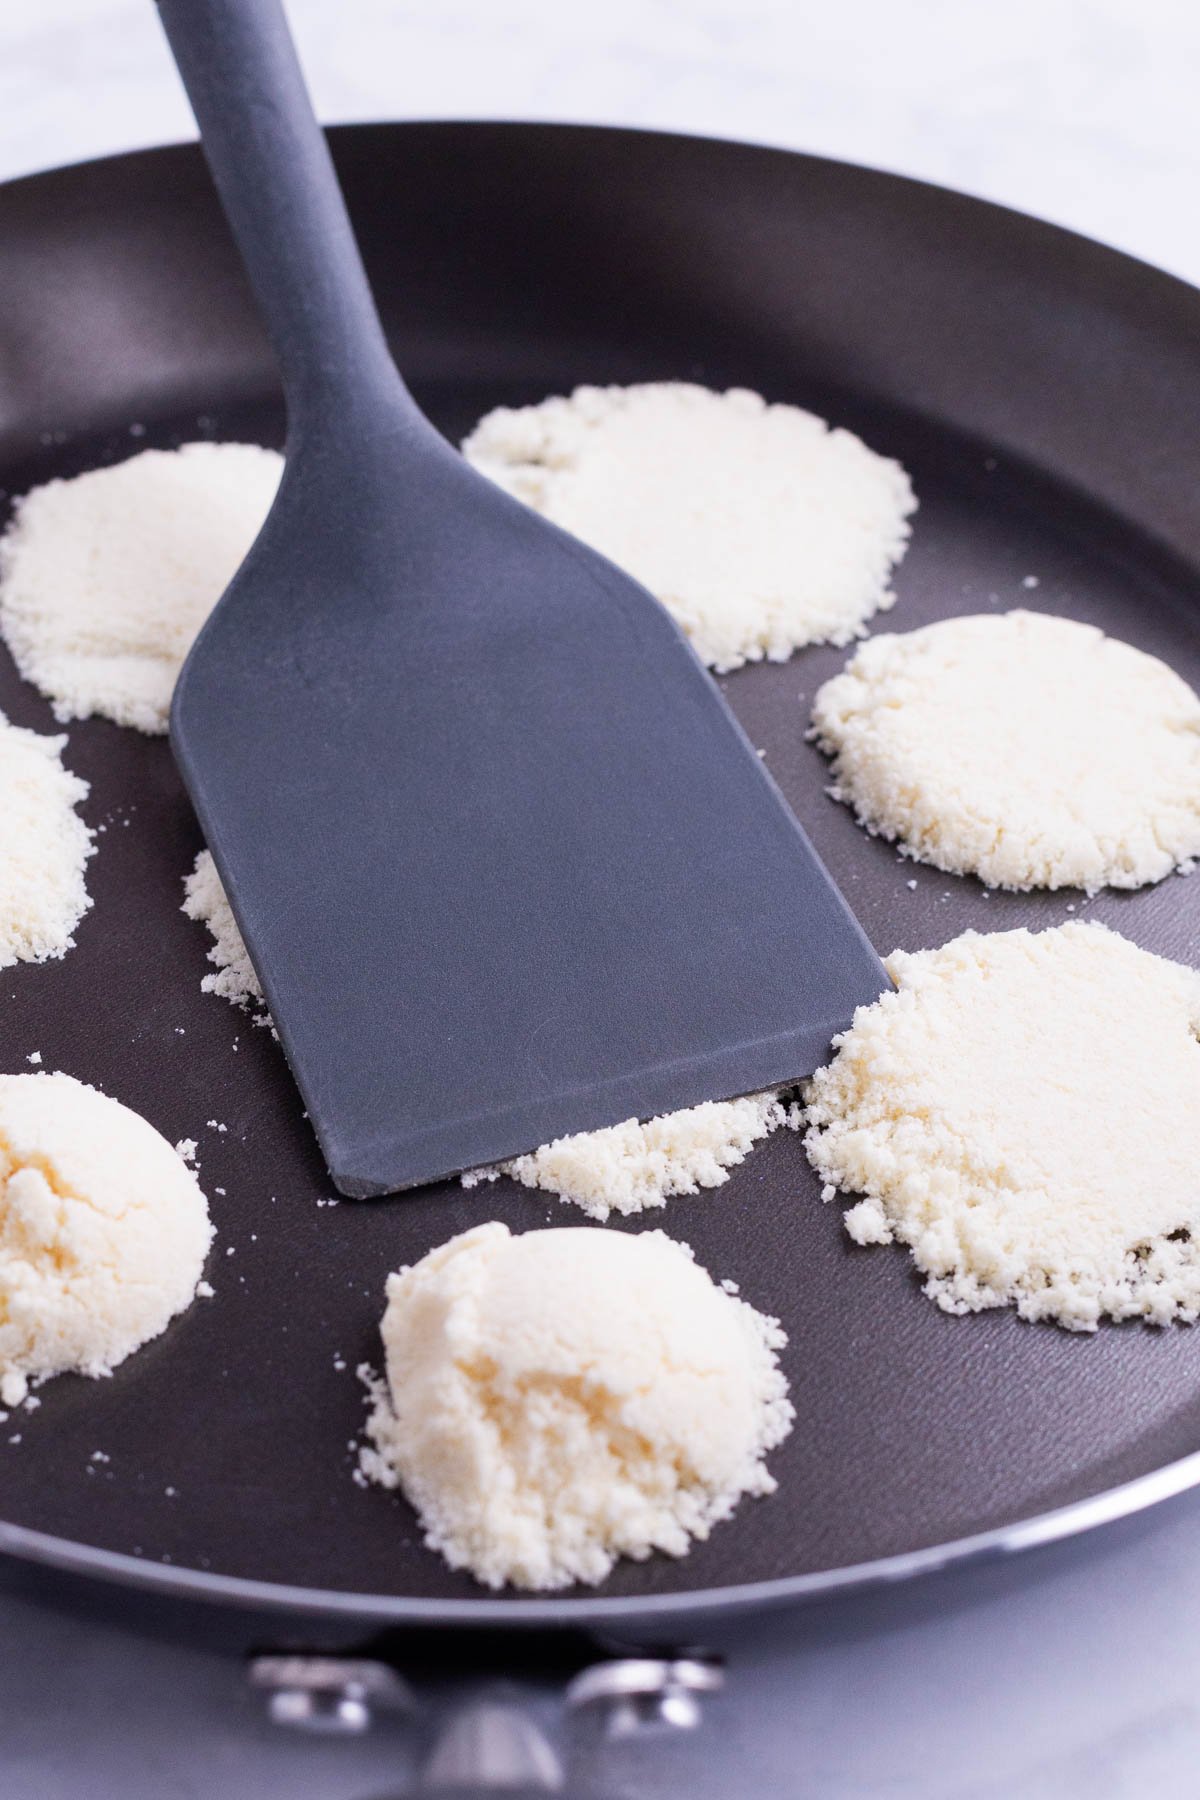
6 113 1199 307
3 1442 1200 1626
3 120 1200 1628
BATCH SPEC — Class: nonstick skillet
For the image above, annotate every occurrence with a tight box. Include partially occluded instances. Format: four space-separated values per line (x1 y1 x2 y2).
0 121 1199 1633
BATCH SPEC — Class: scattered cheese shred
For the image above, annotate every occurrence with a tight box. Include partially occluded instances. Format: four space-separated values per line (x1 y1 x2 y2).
181 849 272 1025
465 1091 801 1220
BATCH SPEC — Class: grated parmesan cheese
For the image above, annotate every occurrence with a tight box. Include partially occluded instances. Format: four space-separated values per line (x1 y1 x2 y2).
181 849 272 1025
0 443 282 734
465 1091 801 1220
0 1073 214 1403
0 711 94 969
804 922 1200 1331
464 382 915 671
359 1221 792 1589
810 611 1200 893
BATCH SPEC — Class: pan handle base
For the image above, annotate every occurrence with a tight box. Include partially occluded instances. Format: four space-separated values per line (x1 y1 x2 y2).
247 1646 724 1789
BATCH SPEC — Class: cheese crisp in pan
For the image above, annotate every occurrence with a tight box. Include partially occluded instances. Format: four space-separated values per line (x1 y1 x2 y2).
465 382 916 671
805 923 1200 1331
811 611 1200 893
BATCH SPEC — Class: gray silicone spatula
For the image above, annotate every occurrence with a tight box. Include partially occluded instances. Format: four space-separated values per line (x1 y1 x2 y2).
154 0 885 1198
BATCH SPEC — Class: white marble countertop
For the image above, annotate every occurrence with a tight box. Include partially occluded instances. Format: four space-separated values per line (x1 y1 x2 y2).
2 3 1200 1795
4 0 1200 287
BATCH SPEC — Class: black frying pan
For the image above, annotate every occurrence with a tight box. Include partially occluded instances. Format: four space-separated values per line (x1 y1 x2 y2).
0 122 1198 1632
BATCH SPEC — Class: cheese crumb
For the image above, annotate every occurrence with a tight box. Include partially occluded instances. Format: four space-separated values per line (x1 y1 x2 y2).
811 611 1200 893
0 443 282 733
359 1222 792 1589
182 851 273 1024
0 712 94 969
804 922 1200 1330
465 1091 800 1220
464 382 915 671
0 1073 214 1399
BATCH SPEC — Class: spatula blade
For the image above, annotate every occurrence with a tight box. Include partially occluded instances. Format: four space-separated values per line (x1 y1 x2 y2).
173 444 885 1197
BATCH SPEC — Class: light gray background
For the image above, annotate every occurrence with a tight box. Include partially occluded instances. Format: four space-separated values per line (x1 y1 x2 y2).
3 2 1200 1795
4 0 1200 286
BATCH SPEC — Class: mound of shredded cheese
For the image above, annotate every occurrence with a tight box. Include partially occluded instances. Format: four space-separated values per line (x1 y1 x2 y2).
0 1072 213 1404
0 711 94 969
360 1221 793 1589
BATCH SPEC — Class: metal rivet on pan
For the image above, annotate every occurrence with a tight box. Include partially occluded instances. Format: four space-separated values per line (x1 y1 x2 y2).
565 1656 724 1736
421 1700 564 1791
247 1654 414 1734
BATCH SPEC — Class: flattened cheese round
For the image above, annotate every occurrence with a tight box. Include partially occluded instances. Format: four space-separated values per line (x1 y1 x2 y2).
464 382 915 671
804 923 1200 1331
811 611 1200 893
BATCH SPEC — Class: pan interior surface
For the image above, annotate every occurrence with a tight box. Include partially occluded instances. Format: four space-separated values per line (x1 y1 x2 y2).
0 125 1198 1623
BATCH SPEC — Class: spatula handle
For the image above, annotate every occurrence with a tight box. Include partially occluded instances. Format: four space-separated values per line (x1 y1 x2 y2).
154 0 406 428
